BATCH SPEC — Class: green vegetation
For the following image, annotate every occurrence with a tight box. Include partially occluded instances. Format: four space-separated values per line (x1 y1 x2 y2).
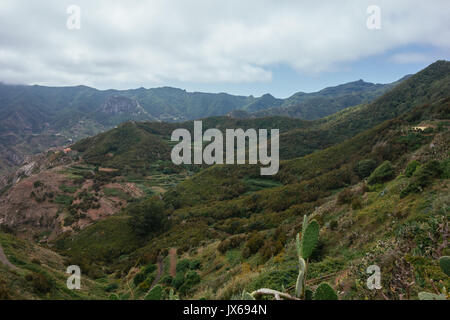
55 215 141 266
128 197 168 238
145 285 162 300
250 79 396 120
404 160 420 177
59 184 78 194
400 160 444 198
355 159 377 178
439 257 450 277
103 187 131 201
0 232 109 299
0 60 449 300
418 256 449 300
242 215 338 300
314 283 338 300
367 161 394 185
53 194 73 206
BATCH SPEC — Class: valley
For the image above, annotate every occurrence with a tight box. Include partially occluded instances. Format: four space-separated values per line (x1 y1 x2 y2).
0 78 402 176
0 61 449 300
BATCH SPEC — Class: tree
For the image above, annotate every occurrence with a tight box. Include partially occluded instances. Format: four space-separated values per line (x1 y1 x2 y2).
128 197 167 237
355 159 377 179
367 161 394 185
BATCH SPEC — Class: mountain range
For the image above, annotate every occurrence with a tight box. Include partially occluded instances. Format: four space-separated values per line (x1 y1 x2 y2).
0 60 449 300
0 77 403 175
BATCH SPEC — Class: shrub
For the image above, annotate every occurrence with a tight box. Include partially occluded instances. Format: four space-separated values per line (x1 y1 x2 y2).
172 273 185 289
396 132 426 150
418 160 442 181
0 278 10 300
337 189 353 204
30 273 52 294
59 184 78 194
179 271 200 296
242 246 251 259
400 160 443 198
440 158 450 179
217 240 229 254
355 159 377 178
137 278 153 292
161 275 173 286
54 194 74 206
404 160 420 177
260 240 283 262
128 197 167 237
64 215 76 226
245 233 265 256
105 282 119 292
133 272 147 286
33 181 44 188
367 161 394 185
329 220 338 231
351 198 363 210
176 259 191 274
217 235 246 254
142 264 157 275
189 259 201 270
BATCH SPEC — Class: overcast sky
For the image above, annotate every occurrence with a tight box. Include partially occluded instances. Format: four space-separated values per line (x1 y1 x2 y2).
0 0 449 97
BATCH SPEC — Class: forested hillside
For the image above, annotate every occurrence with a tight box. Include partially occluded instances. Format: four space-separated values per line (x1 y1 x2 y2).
0 61 448 300
0 77 400 175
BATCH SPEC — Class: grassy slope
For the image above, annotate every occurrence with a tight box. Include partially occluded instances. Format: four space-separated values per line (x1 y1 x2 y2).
0 232 110 299
2 61 449 300
58 95 449 300
72 61 450 169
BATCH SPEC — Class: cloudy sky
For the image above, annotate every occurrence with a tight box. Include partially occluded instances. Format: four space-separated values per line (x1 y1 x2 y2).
0 0 449 97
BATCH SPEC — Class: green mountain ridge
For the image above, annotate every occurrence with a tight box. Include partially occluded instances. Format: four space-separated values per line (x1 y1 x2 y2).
0 60 449 300
70 61 450 170
0 76 404 175
230 77 407 120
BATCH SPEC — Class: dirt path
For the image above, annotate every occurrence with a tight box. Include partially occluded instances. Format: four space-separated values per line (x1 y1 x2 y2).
0 244 17 270
143 256 164 299
169 248 177 277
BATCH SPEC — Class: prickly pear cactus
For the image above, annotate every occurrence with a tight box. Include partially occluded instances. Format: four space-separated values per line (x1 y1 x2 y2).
313 283 338 300
144 285 162 300
439 256 450 277
242 291 256 300
242 215 338 301
418 292 446 300
168 288 179 300
295 257 306 298
300 220 319 259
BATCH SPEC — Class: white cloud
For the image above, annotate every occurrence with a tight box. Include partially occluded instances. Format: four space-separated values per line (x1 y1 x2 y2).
0 0 449 88
390 53 432 64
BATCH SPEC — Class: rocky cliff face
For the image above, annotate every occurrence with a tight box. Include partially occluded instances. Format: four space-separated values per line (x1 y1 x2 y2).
99 95 147 116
